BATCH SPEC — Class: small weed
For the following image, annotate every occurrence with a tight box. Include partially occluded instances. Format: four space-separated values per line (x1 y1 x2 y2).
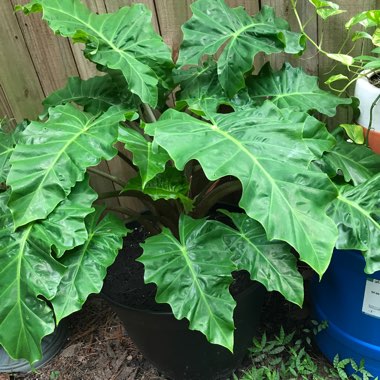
49 370 60 380
234 323 378 380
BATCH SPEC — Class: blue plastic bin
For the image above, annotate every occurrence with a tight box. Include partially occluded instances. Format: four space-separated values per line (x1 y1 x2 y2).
310 249 380 377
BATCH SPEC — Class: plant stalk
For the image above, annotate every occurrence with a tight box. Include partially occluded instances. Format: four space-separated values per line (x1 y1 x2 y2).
117 150 138 171
194 180 242 218
142 104 157 123
106 206 161 235
87 167 126 187
365 93 380 147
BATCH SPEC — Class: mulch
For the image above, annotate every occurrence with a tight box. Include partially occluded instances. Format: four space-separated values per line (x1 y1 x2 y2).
1 275 328 380
10 297 167 380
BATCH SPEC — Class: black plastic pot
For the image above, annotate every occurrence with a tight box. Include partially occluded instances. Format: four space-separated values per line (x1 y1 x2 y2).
102 282 266 380
0 322 68 373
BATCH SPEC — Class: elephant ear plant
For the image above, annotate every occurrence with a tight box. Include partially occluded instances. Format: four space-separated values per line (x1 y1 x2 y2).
1 0 380 364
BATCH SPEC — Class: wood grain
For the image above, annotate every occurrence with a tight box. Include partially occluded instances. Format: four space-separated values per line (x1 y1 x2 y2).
10 0 79 96
0 1 44 121
1 0 378 205
317 0 377 126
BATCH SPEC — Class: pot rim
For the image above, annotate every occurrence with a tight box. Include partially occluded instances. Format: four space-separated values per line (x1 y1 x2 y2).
359 69 380 84
101 280 264 315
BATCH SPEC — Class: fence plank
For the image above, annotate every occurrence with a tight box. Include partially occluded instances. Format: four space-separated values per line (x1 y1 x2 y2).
154 1 191 51
260 1 318 74
10 0 79 97
99 0 158 210
0 85 15 124
105 0 159 32
0 1 44 121
70 0 108 79
226 0 259 14
1 0 378 210
154 1 260 56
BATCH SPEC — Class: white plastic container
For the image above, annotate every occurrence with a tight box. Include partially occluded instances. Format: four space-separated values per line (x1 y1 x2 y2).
354 71 380 152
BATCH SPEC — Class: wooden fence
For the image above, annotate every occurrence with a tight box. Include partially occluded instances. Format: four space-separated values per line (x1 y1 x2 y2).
0 0 379 208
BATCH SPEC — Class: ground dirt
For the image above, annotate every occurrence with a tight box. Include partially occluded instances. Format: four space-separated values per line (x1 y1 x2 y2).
0 229 332 380
0 287 333 380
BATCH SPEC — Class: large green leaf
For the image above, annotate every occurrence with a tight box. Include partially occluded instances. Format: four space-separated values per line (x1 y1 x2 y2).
0 129 16 184
34 177 97 257
175 61 227 114
118 126 170 188
178 0 305 97
124 168 193 212
322 137 380 186
139 215 236 351
20 0 173 107
146 105 338 276
0 191 65 363
220 211 304 307
42 75 138 117
7 104 126 228
175 61 254 115
52 209 127 323
328 174 380 274
246 63 352 116
0 121 27 183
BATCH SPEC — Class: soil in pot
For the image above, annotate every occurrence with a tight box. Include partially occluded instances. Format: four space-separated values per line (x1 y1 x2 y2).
369 72 380 88
102 226 266 380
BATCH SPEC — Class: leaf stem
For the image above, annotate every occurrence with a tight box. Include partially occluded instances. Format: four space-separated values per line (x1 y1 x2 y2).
87 167 126 187
142 104 157 123
106 206 161 235
117 150 138 171
193 180 242 218
365 93 380 147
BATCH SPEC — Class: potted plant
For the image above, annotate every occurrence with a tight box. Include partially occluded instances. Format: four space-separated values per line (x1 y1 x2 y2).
289 2 380 375
291 2 380 152
347 10 380 153
1 0 379 378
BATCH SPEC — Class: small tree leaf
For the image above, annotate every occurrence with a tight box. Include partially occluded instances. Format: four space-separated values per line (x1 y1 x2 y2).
316 8 345 19
346 10 380 29
373 28 380 46
307 0 345 19
52 208 127 323
139 215 236 351
352 31 373 42
325 74 349 85
326 53 354 66
340 124 365 144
